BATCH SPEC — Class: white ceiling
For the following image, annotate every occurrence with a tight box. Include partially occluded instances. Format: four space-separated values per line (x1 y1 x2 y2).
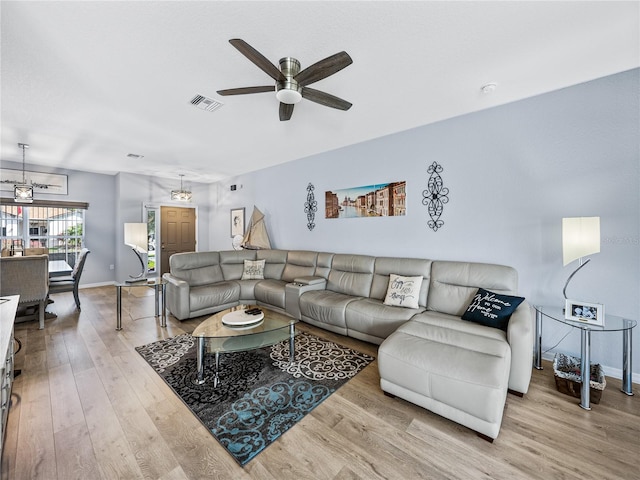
1 1 638 183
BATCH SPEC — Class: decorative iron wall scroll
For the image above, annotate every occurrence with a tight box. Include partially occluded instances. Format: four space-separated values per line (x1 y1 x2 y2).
304 183 317 231
422 162 449 232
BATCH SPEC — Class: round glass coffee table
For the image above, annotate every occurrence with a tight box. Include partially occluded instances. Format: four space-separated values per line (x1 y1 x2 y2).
192 305 298 387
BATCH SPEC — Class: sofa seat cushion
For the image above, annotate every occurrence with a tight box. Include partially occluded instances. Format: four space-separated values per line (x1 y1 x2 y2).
190 282 240 312
299 290 360 329
411 310 507 342
254 279 287 309
345 298 425 342
379 319 511 423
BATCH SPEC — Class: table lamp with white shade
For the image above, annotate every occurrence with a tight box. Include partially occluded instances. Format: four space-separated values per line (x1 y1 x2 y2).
124 222 148 282
562 216 600 299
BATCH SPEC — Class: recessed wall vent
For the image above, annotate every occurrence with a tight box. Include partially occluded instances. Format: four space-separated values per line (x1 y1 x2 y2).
190 94 224 112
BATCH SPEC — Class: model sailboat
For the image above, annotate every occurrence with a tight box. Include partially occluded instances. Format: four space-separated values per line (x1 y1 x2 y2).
242 206 272 250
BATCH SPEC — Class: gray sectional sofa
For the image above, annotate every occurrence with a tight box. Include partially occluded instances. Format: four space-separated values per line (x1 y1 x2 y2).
163 249 533 440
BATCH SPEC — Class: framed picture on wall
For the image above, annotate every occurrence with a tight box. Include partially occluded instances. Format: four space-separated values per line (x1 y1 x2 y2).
325 181 406 219
565 299 605 326
230 207 245 238
0 169 68 195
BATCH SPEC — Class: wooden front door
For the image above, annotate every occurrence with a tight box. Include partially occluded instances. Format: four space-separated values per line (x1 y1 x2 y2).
160 206 196 276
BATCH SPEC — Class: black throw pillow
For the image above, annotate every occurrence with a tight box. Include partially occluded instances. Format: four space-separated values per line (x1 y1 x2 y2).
461 288 525 331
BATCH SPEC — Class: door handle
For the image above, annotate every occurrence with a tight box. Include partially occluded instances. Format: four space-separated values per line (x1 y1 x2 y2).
161 244 165 250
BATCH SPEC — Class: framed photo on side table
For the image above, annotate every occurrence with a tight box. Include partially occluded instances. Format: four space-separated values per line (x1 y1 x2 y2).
230 207 245 238
565 299 605 326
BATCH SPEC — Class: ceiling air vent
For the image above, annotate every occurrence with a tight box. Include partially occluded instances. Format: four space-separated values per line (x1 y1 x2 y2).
190 94 224 112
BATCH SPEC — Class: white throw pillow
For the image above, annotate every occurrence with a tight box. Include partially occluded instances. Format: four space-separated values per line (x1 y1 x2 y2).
241 259 265 280
383 274 422 309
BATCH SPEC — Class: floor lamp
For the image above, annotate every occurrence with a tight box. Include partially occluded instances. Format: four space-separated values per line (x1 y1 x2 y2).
124 223 148 283
562 216 600 299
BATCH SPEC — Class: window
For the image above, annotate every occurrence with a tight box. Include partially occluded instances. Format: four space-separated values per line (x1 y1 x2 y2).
1 204 85 265
147 209 156 274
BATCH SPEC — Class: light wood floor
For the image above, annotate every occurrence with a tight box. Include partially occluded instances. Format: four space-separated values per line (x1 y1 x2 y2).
2 285 639 480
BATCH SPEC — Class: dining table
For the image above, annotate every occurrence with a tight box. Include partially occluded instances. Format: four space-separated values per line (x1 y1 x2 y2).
48 260 72 277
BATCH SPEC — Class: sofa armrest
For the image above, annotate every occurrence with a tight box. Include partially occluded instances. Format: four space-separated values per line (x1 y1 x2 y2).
163 273 191 320
293 276 326 286
285 279 327 319
506 301 534 394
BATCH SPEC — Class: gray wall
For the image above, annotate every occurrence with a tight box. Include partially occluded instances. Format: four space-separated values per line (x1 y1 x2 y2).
2 68 637 380
209 68 640 379
0 164 211 285
0 161 117 286
113 172 211 282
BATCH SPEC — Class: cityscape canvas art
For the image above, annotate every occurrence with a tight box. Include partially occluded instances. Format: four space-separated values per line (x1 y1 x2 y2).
325 181 406 219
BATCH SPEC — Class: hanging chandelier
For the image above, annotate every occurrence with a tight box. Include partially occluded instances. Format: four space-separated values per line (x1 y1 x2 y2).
171 174 192 201
14 143 33 203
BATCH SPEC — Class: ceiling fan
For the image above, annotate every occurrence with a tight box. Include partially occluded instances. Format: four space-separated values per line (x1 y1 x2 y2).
217 39 353 121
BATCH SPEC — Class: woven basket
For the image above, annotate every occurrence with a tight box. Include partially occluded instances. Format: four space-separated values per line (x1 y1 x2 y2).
553 353 606 404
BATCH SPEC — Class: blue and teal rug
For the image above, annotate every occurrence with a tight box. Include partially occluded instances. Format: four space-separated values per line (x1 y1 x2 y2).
135 331 374 466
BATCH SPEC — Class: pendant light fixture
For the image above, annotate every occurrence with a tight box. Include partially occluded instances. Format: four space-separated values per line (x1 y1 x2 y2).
14 143 33 203
171 174 192 201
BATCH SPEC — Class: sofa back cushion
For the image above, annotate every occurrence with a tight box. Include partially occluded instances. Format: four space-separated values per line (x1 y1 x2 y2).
327 254 375 297
314 252 334 279
169 251 224 287
220 250 257 280
427 261 518 316
282 250 318 283
257 249 288 279
372 257 432 307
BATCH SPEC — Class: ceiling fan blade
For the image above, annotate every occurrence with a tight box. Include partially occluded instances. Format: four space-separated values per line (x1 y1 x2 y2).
302 87 352 111
294 51 353 87
279 103 294 121
217 86 274 96
229 39 285 82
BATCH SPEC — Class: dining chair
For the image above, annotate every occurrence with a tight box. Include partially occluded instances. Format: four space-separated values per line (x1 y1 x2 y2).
49 248 91 310
0 254 49 329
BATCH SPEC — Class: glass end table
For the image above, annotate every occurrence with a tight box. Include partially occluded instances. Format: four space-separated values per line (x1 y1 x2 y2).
115 277 168 330
534 305 636 410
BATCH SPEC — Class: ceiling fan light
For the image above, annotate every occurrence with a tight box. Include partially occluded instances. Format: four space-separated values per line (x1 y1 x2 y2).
276 88 302 104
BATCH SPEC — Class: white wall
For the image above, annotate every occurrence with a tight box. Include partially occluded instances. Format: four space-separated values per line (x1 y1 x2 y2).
210 68 640 379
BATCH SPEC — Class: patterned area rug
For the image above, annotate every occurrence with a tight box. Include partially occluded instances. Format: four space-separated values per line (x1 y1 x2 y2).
135 331 374 466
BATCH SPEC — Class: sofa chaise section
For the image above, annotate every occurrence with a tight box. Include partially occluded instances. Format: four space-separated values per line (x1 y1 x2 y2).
378 261 533 440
